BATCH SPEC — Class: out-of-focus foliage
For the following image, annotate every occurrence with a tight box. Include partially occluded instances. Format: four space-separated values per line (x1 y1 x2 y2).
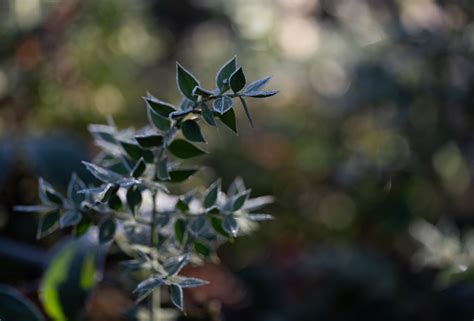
2 0 474 320
0 284 45 321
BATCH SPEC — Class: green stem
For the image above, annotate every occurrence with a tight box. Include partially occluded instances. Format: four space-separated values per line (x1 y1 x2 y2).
150 189 159 321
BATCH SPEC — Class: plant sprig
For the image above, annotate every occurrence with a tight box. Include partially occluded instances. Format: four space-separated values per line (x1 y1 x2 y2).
15 55 277 317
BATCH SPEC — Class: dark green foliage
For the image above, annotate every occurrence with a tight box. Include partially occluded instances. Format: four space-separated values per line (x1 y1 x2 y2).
15 56 277 316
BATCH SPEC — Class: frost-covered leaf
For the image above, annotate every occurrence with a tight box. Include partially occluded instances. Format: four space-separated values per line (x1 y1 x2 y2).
177 63 200 101
216 56 237 93
213 96 233 115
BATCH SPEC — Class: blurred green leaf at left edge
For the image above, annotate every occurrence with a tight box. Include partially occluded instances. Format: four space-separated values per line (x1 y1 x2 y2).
40 228 106 321
0 284 45 321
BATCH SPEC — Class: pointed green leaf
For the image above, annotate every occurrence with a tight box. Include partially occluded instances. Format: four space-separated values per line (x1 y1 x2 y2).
148 107 171 131
144 95 176 117
74 217 93 238
37 210 60 239
168 168 199 183
177 63 200 101
68 174 87 207
213 96 234 114
176 198 189 213
174 276 209 288
232 190 250 211
192 86 213 97
82 161 123 184
168 139 207 159
194 241 211 257
120 140 154 163
229 67 246 92
223 215 239 237
216 56 237 93
174 219 186 244
95 183 119 204
238 96 254 128
170 284 183 310
210 216 230 238
201 102 216 126
131 158 146 178
203 179 220 209
99 218 116 243
108 194 122 210
189 215 207 236
242 90 278 98
181 119 205 143
60 210 82 228
164 254 189 276
127 186 142 215
135 134 163 148
133 276 163 303
216 108 237 133
39 178 63 206
244 76 272 93
40 231 99 321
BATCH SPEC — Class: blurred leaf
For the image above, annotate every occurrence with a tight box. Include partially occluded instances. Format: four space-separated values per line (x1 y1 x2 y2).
131 158 146 178
96 183 119 204
60 210 82 229
39 178 63 207
194 241 211 257
189 215 207 236
168 139 207 159
0 284 45 321
216 56 237 93
213 96 234 115
135 134 163 148
230 67 246 92
40 230 101 321
201 102 216 126
67 174 87 207
174 219 186 244
127 186 142 215
120 141 154 163
133 276 163 303
232 190 250 211
210 216 230 238
99 218 116 243
158 157 170 180
203 179 220 209
74 217 93 238
37 210 60 239
176 198 189 213
108 194 122 210
82 161 123 184
223 215 239 237
170 284 183 311
169 169 198 183
177 63 200 101
164 254 188 277
181 120 205 143
174 276 208 288
247 214 274 221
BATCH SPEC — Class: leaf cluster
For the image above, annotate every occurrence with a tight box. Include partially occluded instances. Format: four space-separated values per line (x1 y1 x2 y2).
16 56 277 314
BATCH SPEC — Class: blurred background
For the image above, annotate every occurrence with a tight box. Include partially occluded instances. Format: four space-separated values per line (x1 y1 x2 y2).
1 0 474 320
